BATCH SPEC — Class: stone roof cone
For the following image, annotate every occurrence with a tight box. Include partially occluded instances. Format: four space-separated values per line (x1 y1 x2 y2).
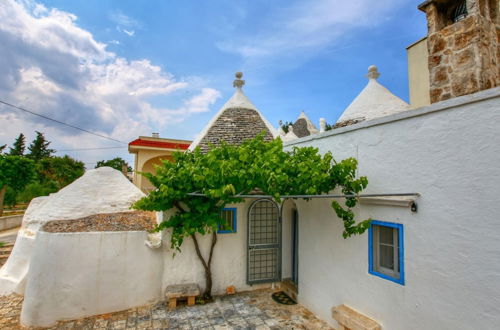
336 65 409 125
189 72 277 152
292 111 319 138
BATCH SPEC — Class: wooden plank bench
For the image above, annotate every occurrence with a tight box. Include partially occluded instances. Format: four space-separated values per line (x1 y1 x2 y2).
165 283 200 309
332 304 381 330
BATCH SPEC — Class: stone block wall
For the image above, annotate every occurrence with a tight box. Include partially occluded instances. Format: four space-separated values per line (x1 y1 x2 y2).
421 0 499 103
197 108 273 153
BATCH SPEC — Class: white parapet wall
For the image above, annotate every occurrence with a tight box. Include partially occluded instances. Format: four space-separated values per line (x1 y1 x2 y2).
284 87 500 329
21 231 164 327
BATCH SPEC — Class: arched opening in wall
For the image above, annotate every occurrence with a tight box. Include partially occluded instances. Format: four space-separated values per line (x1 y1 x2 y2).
247 199 281 285
141 155 173 191
280 199 299 298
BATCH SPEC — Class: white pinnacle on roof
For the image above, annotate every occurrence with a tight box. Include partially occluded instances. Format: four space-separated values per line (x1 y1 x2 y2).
281 125 299 142
189 72 277 151
337 65 409 124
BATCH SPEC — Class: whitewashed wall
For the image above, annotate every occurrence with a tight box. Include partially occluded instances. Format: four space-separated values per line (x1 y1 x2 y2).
284 88 500 330
20 200 270 327
159 200 269 295
21 231 164 327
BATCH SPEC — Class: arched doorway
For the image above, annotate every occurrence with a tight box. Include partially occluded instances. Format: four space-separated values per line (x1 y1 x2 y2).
139 155 172 192
247 199 281 284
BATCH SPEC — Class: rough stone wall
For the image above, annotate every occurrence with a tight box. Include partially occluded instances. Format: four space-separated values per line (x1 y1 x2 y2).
423 0 499 103
197 108 273 153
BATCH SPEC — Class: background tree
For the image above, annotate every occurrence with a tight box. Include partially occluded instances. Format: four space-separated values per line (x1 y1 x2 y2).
0 155 35 216
0 145 6 154
95 157 132 172
134 134 369 298
278 120 294 133
27 131 55 161
9 133 26 156
39 155 85 189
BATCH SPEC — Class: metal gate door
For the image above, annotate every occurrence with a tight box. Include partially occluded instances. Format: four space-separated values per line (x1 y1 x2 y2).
247 199 281 284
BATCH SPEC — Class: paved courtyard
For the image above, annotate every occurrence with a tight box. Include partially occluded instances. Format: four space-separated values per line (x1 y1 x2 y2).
0 289 333 329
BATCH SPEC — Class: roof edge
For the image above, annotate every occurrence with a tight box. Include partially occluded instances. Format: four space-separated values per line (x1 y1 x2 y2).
285 86 500 147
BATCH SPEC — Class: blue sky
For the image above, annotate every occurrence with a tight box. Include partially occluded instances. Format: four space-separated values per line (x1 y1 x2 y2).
0 0 427 167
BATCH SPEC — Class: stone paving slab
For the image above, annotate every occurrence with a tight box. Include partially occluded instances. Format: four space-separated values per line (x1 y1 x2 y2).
0 289 333 329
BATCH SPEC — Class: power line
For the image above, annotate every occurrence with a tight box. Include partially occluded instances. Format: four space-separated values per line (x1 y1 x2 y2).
0 100 127 145
55 146 127 152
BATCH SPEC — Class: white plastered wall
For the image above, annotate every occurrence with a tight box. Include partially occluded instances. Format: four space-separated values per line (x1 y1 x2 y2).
20 200 271 327
159 200 270 294
21 231 164 327
284 88 500 329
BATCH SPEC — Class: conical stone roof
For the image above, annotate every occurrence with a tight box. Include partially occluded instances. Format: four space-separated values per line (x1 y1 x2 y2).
337 65 409 125
189 72 277 153
292 111 319 138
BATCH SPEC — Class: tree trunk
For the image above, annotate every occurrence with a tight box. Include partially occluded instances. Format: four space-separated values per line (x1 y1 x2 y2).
191 231 218 298
0 185 6 217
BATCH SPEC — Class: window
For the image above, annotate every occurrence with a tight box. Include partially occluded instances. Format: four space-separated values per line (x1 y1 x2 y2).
218 208 237 233
451 0 468 23
369 221 404 285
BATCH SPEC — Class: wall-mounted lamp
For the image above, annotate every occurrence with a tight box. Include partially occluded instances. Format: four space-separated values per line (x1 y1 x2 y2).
359 196 419 213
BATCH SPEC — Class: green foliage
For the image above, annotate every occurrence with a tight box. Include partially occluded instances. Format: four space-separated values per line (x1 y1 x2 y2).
95 157 132 172
0 155 36 191
0 155 36 216
134 133 369 297
0 242 5 248
16 182 57 203
39 155 85 189
134 134 369 247
1 132 85 206
4 186 17 207
27 131 55 161
9 133 26 156
278 120 294 133
16 155 84 203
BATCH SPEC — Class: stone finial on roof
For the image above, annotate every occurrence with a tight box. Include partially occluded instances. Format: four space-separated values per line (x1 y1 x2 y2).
233 72 245 88
367 65 380 80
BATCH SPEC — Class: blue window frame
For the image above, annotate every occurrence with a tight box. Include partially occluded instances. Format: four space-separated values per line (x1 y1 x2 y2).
368 220 404 285
218 208 237 233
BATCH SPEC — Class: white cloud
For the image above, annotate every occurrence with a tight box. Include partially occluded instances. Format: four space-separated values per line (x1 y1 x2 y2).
116 26 135 37
183 88 221 114
218 0 403 68
122 29 134 37
110 11 141 37
109 10 141 29
0 0 221 165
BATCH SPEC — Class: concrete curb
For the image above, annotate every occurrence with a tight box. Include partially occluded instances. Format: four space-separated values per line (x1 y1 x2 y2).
0 215 23 232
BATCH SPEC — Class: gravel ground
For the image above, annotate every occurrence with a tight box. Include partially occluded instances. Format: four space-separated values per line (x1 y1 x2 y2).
42 211 157 233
